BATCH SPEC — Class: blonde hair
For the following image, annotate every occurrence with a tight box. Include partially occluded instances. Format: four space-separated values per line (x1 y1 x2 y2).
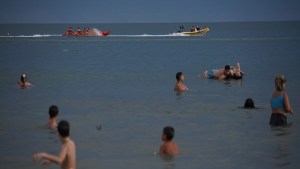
275 74 286 91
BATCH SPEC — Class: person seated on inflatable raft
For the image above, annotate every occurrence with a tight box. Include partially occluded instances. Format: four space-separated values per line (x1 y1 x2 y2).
201 62 244 80
64 27 74 35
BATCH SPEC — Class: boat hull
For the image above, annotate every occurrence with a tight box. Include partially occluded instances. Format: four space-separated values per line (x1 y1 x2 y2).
101 31 109 36
181 27 209 36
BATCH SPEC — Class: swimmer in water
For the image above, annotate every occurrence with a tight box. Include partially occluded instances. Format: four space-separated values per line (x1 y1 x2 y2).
201 62 244 80
160 126 180 156
243 98 255 109
269 74 293 126
47 105 59 128
174 72 189 91
17 73 32 87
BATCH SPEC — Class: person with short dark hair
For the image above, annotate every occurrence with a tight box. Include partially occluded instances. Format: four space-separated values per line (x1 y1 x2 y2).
269 75 293 126
33 120 76 169
174 72 189 91
47 105 59 128
243 98 255 109
160 126 180 156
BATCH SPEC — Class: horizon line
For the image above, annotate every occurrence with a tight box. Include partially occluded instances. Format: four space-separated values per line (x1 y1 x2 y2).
0 20 299 24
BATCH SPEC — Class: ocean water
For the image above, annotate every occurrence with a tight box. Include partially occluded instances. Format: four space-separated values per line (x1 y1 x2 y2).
0 22 300 169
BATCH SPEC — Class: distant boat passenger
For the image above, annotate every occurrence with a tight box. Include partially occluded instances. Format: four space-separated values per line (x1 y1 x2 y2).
67 27 73 35
190 26 195 32
77 27 82 35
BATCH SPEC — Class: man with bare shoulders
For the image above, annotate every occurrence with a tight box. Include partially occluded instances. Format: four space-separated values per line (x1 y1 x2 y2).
33 120 76 169
174 72 189 91
160 126 180 156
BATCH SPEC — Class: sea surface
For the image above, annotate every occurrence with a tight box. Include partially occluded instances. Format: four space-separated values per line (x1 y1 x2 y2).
0 22 300 169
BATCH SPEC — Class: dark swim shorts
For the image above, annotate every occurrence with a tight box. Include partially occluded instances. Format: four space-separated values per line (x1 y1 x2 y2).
269 113 287 126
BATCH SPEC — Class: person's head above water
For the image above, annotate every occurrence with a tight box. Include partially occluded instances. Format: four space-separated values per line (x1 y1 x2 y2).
243 98 255 109
49 105 59 119
224 65 231 76
162 126 175 141
20 73 27 83
176 72 184 82
224 65 230 70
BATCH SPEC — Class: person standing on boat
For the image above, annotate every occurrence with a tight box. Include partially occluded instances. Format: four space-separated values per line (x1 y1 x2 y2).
269 74 293 126
190 26 195 32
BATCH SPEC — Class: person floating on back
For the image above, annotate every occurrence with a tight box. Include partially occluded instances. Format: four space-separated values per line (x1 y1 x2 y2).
47 105 59 128
201 62 244 80
33 120 76 169
269 74 293 126
160 126 180 156
17 73 32 87
174 72 189 91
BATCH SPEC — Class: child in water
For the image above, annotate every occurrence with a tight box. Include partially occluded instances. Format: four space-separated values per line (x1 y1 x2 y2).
47 105 59 128
160 126 180 156
33 120 76 169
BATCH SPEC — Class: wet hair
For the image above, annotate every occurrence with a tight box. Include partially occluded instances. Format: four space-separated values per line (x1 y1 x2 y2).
49 105 59 118
243 98 255 109
20 74 27 83
224 65 230 70
275 74 286 91
57 120 70 138
176 72 183 81
163 126 175 141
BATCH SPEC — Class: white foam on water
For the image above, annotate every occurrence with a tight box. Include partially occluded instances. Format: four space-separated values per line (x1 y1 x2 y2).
0 34 61 38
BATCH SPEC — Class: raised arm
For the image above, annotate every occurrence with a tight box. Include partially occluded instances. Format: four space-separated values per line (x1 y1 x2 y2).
236 62 241 72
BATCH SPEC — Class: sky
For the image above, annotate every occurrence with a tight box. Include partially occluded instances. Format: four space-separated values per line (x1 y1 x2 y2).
0 0 299 23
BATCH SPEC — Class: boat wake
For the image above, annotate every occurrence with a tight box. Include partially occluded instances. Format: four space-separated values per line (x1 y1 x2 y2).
110 33 187 37
0 34 61 38
92 28 102 36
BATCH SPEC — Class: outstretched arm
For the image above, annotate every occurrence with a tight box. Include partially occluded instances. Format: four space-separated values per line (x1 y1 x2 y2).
33 145 67 165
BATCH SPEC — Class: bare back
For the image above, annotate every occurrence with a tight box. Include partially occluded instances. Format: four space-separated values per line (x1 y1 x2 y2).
160 141 180 156
61 138 76 169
